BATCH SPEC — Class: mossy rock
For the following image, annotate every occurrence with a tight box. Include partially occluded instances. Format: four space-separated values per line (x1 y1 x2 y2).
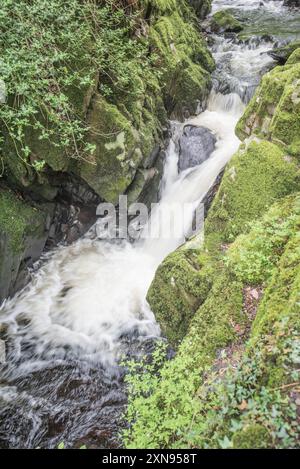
76 94 141 204
148 139 299 345
210 11 243 34
147 249 213 346
236 59 300 157
149 11 214 118
246 196 300 387
0 187 48 300
287 47 300 65
232 424 271 449
205 140 300 251
126 194 300 449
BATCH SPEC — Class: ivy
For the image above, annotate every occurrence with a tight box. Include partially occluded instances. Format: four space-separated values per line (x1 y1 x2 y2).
0 0 154 169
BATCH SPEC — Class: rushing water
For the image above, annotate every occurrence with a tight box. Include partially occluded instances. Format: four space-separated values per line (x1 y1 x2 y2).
0 0 299 449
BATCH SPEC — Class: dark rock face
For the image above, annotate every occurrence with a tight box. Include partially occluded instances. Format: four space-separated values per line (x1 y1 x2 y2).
283 0 300 7
268 40 300 64
178 125 216 172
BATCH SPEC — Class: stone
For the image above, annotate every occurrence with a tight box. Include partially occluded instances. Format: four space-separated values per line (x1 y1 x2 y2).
178 125 216 172
209 11 243 34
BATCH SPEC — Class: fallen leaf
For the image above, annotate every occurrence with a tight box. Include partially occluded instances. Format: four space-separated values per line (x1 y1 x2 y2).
238 400 248 411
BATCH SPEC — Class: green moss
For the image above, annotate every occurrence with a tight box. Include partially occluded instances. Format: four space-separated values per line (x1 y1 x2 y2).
232 424 271 449
205 141 299 250
76 94 140 204
236 60 300 157
0 187 46 254
149 11 214 117
147 249 213 346
140 0 178 14
181 271 245 359
287 47 300 65
210 11 243 33
125 194 300 449
227 194 300 285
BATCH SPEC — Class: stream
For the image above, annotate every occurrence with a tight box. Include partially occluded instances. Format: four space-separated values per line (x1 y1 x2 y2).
0 0 299 449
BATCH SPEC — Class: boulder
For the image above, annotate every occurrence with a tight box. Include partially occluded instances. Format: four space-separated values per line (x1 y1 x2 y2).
283 0 300 6
209 11 243 34
178 125 216 172
236 55 300 157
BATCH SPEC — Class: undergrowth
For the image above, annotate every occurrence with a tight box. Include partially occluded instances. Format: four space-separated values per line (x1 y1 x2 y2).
0 0 156 169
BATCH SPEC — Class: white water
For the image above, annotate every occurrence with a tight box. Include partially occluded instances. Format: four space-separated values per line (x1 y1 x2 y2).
0 0 286 368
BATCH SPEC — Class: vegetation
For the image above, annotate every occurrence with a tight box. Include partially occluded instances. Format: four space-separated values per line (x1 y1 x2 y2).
0 189 46 254
124 194 300 449
147 139 300 346
0 0 151 164
124 49 300 449
0 0 213 203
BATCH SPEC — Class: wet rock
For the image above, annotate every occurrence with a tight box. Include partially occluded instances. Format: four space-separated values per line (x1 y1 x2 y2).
283 0 300 7
209 11 243 34
202 169 224 217
268 40 300 64
178 125 216 172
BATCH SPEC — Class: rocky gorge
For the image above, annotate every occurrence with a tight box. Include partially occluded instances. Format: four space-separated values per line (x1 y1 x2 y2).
0 0 300 450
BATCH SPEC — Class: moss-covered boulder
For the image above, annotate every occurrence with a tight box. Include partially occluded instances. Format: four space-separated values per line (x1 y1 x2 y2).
75 94 141 204
236 59 300 157
0 187 49 300
205 140 300 249
149 10 214 118
210 10 243 34
287 47 300 65
147 249 213 346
